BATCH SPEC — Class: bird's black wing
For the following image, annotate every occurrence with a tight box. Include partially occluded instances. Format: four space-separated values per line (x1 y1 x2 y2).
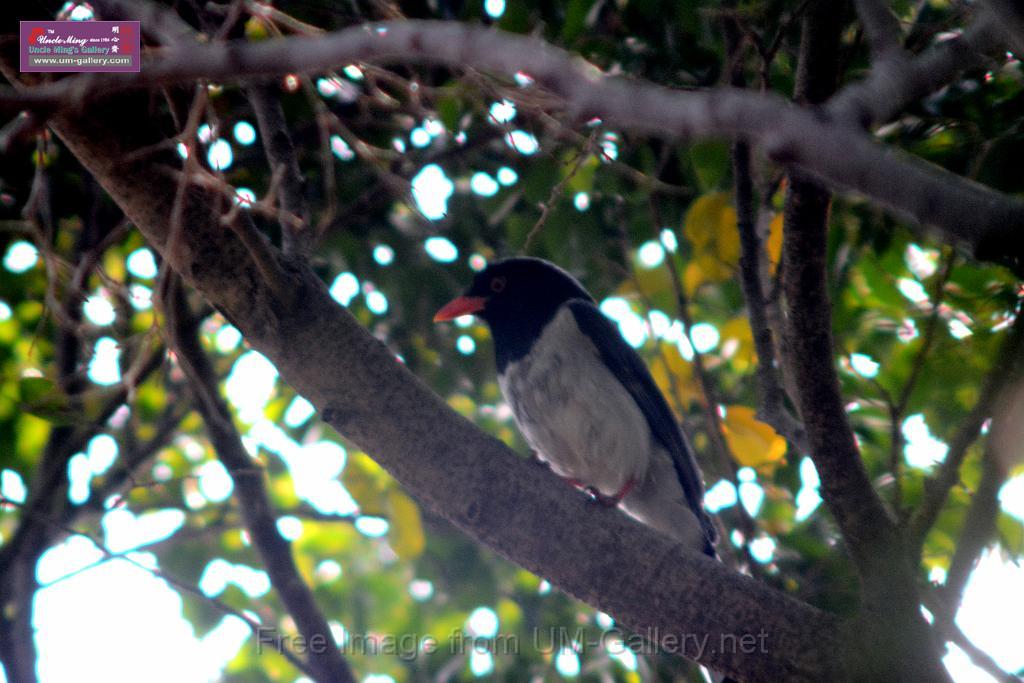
568 299 717 550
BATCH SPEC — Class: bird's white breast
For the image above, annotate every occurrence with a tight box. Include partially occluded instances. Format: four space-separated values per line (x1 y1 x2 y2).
498 306 651 496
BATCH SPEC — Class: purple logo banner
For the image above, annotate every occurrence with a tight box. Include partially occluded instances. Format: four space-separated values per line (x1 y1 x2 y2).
20 21 141 73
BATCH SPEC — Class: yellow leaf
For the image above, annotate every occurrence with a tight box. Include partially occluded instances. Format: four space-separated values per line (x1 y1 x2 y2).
683 261 704 295
682 193 740 274
245 16 271 40
496 598 523 630
767 213 783 274
342 452 389 515
720 316 755 370
721 405 787 472
447 393 475 417
695 252 733 283
648 342 702 417
716 207 740 264
16 414 50 462
102 250 126 282
684 193 729 250
632 263 672 300
387 488 425 560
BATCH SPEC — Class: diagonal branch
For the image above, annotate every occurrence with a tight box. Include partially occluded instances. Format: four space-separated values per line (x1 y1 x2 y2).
38 77 846 683
828 8 1005 127
165 275 355 683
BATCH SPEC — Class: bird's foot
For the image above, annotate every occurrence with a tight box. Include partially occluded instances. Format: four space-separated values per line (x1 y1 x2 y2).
581 479 636 507
582 486 615 506
529 451 550 469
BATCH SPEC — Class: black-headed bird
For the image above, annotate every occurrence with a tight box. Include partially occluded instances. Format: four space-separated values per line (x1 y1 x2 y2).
435 257 718 557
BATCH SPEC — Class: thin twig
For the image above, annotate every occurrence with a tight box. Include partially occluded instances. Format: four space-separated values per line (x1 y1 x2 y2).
909 311 1024 556
247 82 310 257
925 588 1023 683
723 13 808 454
165 275 355 683
524 135 595 251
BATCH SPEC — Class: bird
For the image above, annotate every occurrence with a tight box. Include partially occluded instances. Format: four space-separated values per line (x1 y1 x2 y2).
434 257 718 557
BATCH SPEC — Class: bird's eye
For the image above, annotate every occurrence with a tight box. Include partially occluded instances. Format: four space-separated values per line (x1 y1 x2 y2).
490 276 507 293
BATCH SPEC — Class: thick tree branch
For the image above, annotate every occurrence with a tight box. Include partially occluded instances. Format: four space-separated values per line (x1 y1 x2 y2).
37 83 848 683
90 0 196 46
983 0 1024 58
828 9 1004 127
782 3 947 680
166 277 355 683
3 19 1024 273
853 0 905 61
783 1 899 579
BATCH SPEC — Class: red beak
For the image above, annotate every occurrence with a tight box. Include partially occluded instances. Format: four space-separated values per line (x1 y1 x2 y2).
433 295 487 322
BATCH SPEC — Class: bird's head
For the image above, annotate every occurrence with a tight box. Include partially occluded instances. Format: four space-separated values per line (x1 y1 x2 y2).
434 257 592 333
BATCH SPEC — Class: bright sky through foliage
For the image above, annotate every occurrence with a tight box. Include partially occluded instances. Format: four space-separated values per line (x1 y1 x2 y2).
4 241 38 273
206 139 233 171
126 248 158 279
232 121 257 146
489 100 516 124
87 338 121 385
470 172 500 197
424 236 459 263
483 0 505 19
330 135 355 161
504 130 540 155
902 414 950 469
330 272 360 305
496 167 518 185
411 165 454 219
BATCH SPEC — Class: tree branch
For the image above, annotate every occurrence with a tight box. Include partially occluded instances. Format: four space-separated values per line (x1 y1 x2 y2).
783 0 898 578
853 0 905 61
925 588 1023 683
828 8 1005 127
165 276 355 683
782 2 947 680
246 83 311 257
722 13 808 454
909 312 1024 558
983 0 1024 58
3 19 1024 273
89 0 197 46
